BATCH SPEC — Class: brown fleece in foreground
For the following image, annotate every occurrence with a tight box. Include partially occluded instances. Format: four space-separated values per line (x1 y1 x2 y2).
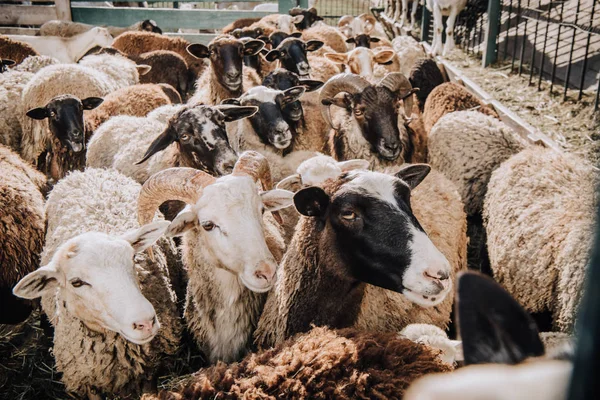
144 327 451 400
0 36 38 65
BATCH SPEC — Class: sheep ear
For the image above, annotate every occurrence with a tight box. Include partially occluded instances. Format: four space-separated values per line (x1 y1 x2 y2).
232 28 243 38
216 105 258 122
370 37 381 43
265 50 281 62
321 94 351 110
121 221 170 253
2 59 15 66
135 125 177 165
166 209 198 237
258 36 270 45
337 159 370 172
345 37 356 44
13 263 60 300
261 189 294 211
243 40 265 56
374 50 395 64
187 43 210 59
136 64 152 75
26 107 49 120
305 40 324 52
299 79 324 92
276 174 302 191
290 32 302 38
457 272 545 366
294 186 329 218
324 52 348 64
291 15 304 24
281 86 305 106
82 97 104 110
395 164 430 189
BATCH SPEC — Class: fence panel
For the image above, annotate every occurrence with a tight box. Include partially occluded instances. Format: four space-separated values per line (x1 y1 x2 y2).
312 0 372 26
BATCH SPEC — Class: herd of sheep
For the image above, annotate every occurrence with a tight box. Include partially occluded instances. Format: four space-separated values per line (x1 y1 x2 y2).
0 6 596 400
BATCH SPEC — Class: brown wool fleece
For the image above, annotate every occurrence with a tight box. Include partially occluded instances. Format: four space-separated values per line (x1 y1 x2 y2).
0 36 39 65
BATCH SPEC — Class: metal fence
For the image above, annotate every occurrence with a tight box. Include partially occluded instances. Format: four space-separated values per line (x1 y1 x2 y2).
312 0 372 26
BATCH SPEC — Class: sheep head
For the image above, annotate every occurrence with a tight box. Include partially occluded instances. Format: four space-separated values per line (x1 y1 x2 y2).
265 36 324 79
345 34 382 48
140 19 162 34
325 47 395 78
288 7 323 30
136 104 257 176
263 68 323 122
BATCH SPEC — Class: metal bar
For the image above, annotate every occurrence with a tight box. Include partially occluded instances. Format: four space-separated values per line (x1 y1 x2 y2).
563 0 581 100
550 0 565 94
511 0 522 71
503 0 513 60
528 0 541 83
421 6 432 42
518 0 530 75
577 0 596 100
537 2 551 90
595 75 600 111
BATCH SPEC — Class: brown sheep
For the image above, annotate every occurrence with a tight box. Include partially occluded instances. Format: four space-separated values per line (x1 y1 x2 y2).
112 32 207 82
0 144 47 324
130 50 192 100
85 84 175 134
0 36 39 65
222 17 263 34
142 326 452 400
423 82 498 133
302 23 348 53
157 83 183 104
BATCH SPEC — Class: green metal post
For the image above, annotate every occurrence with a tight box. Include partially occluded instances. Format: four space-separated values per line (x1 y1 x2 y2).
278 0 297 13
297 0 309 8
483 0 501 67
421 7 431 43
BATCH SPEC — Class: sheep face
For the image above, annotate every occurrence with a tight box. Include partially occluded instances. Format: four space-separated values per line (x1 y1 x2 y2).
187 37 265 93
26 94 103 153
1 58 15 73
294 167 452 307
231 86 305 150
265 37 324 78
325 48 395 78
289 7 323 30
137 105 257 175
345 34 382 48
275 15 305 34
140 19 162 34
262 69 323 122
167 175 294 293
13 222 170 345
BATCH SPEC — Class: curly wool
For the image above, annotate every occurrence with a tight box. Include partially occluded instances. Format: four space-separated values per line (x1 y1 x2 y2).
78 53 142 92
423 82 499 133
391 36 427 76
0 70 33 151
131 50 191 100
41 168 182 397
85 84 173 134
484 147 598 332
19 64 115 165
144 327 452 400
409 58 445 111
428 111 528 216
0 36 38 65
13 55 59 73
302 24 348 53
399 324 459 365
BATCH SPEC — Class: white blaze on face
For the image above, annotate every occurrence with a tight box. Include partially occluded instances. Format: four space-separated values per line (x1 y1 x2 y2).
352 48 375 78
242 86 292 149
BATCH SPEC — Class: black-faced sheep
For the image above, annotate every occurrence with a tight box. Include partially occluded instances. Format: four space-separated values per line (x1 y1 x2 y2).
409 58 446 111
288 6 324 30
137 152 294 363
142 326 452 400
256 164 467 347
0 144 46 324
484 147 598 333
13 168 182 399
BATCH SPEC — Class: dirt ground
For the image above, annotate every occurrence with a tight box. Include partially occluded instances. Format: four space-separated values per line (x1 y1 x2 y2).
444 49 600 164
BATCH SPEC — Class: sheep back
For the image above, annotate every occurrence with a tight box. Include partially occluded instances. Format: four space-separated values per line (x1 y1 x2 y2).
409 58 446 111
428 110 528 216
0 70 33 151
13 55 60 74
423 82 499 133
483 147 598 333
78 53 142 91
0 36 39 65
132 50 191 99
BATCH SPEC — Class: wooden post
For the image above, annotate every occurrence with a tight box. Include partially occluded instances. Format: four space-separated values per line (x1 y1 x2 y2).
278 0 297 14
421 6 431 43
483 0 501 67
55 0 72 21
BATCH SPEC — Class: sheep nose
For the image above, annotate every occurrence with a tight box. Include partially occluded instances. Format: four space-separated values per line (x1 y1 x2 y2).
254 261 276 284
221 160 235 174
132 317 156 335
385 142 400 151
226 71 240 80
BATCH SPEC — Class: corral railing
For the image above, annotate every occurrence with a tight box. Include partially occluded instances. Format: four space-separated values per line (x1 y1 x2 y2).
312 0 373 26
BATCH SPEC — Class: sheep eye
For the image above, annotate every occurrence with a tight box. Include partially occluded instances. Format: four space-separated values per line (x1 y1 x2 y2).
341 210 356 220
354 109 364 117
49 110 56 118
70 278 89 288
280 50 287 56
180 133 191 142
202 221 216 231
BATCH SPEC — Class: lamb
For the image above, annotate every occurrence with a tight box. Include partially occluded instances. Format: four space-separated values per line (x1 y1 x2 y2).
0 36 39 65
423 82 499 133
409 57 446 111
405 271 574 400
11 55 60 73
142 326 451 400
85 83 175 134
87 104 256 183
225 85 321 182
6 27 114 63
319 73 421 169
112 31 207 81
426 0 468 56
428 111 528 217
136 151 295 363
19 64 117 179
78 53 151 92
483 147 598 333
391 35 428 76
39 19 162 38
301 22 348 53
13 168 182 399
0 144 46 324
325 46 398 81
187 35 264 105
255 164 467 347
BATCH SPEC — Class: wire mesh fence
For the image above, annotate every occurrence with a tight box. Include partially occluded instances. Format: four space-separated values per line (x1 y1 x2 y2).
312 0 373 26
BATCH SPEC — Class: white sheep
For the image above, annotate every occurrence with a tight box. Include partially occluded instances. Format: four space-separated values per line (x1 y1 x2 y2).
6 27 114 63
391 35 427 76
137 151 294 363
484 147 598 333
325 46 398 81
78 53 152 92
13 168 182 399
426 0 468 56
12 55 60 73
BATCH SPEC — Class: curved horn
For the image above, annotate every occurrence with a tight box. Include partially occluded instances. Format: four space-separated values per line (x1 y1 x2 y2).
318 73 370 129
358 13 377 34
338 15 354 27
232 151 283 224
378 72 416 117
137 168 216 226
